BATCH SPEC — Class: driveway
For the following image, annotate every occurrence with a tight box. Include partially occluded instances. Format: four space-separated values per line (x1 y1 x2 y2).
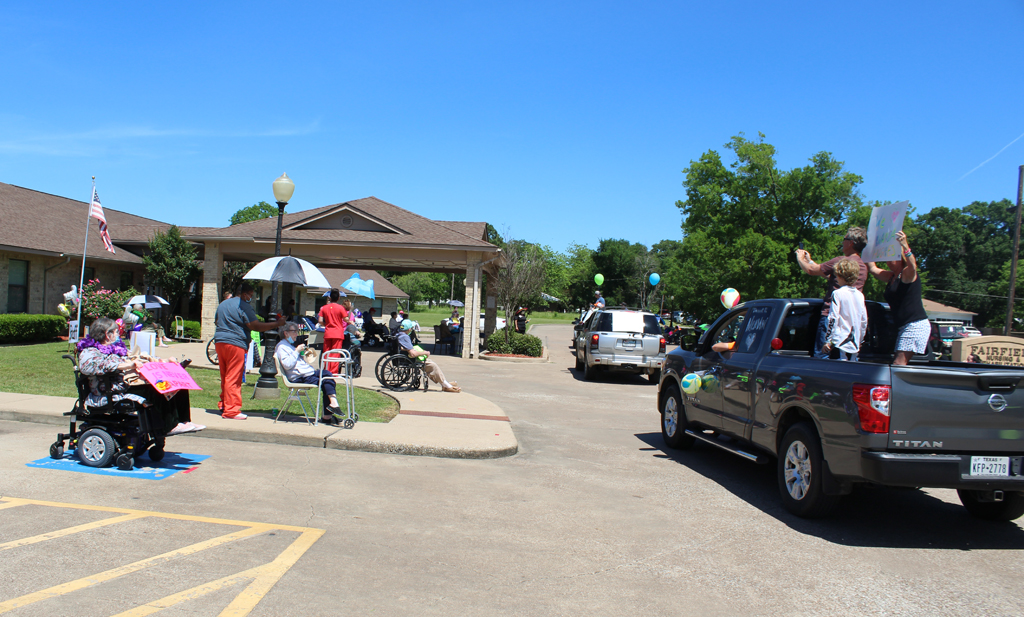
1 323 1022 616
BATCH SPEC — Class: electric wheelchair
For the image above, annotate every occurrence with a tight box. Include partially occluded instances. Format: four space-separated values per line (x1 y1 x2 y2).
49 354 187 471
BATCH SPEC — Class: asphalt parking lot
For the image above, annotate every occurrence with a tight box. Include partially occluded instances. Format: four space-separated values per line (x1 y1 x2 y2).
2 323 1023 616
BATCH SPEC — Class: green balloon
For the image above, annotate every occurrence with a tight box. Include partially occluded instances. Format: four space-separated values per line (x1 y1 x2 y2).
594 273 604 286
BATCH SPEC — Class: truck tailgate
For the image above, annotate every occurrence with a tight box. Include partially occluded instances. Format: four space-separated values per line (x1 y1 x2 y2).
889 367 1024 452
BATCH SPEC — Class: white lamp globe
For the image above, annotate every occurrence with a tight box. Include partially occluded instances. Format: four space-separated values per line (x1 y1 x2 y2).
272 173 295 204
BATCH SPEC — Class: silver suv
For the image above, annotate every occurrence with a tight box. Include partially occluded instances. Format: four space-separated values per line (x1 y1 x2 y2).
573 308 666 382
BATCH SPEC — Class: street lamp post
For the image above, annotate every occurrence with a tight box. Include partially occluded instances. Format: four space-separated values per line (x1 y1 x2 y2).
253 173 296 399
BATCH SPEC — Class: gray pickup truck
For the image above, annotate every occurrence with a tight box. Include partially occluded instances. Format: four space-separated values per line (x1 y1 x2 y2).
658 298 1024 520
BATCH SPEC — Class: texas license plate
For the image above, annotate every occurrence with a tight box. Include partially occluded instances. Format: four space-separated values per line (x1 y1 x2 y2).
970 456 1010 477
621 340 636 350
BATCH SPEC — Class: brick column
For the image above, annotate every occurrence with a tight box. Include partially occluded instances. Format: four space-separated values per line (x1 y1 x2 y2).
462 254 482 358
201 242 222 341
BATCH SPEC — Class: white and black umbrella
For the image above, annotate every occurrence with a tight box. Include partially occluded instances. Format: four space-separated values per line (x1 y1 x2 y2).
448 299 465 307
243 256 331 288
321 289 347 298
122 295 170 309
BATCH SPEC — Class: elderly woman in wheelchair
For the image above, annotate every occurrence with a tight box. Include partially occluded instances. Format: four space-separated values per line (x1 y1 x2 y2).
50 317 203 470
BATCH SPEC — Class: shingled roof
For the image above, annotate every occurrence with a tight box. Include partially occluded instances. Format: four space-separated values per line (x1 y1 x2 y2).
183 197 494 249
0 182 214 263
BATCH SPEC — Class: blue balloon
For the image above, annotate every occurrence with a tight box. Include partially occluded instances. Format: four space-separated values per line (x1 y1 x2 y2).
649 272 660 286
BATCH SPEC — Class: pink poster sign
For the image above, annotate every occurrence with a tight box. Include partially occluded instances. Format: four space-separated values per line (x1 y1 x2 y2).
138 362 202 395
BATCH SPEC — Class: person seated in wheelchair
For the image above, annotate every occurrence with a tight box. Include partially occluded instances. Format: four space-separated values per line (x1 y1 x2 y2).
341 323 363 378
396 319 461 393
77 317 202 436
275 323 347 426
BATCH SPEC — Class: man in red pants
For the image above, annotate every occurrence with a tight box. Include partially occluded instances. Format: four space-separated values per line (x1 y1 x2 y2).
318 289 350 373
214 283 285 419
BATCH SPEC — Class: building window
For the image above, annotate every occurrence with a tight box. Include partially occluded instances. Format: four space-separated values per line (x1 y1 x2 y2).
83 267 95 284
372 298 383 312
7 259 29 313
119 271 133 291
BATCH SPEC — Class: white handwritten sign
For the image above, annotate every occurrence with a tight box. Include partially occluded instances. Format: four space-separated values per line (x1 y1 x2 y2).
862 201 910 263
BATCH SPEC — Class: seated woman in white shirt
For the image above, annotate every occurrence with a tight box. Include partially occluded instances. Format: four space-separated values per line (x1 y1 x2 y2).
275 323 344 425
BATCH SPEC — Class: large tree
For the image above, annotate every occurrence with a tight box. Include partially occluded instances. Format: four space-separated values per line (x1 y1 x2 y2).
675 133 863 321
144 225 201 323
488 239 547 342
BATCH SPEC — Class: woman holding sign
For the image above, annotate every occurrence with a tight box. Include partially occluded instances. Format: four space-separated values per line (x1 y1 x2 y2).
866 231 928 365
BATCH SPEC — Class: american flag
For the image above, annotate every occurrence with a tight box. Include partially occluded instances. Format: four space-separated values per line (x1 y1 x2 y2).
90 187 115 254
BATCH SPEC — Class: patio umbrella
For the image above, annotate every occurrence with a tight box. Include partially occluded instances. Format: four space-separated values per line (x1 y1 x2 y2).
540 293 561 303
243 256 331 288
321 289 348 298
448 300 464 307
122 294 170 309
340 272 375 299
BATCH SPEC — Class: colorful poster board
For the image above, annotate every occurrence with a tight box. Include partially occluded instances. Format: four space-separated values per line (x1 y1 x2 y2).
138 361 202 396
862 200 910 263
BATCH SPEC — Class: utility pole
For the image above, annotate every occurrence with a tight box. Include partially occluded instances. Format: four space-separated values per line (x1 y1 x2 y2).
1006 165 1024 335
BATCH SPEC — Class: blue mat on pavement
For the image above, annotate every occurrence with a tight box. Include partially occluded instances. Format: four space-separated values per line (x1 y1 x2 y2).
27 452 210 480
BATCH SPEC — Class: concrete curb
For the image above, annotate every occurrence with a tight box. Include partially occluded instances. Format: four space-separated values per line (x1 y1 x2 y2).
480 346 550 363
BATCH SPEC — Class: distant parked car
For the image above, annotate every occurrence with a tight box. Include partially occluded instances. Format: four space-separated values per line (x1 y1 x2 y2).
963 326 982 337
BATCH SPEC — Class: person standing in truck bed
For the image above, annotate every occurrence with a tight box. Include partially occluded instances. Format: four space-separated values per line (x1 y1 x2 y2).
821 258 867 361
796 227 868 359
866 230 928 366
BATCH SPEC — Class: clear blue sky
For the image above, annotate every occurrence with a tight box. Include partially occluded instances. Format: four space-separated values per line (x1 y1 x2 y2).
2 1 1022 254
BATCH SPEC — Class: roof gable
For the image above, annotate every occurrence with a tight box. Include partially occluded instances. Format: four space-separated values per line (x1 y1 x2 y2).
287 204 406 234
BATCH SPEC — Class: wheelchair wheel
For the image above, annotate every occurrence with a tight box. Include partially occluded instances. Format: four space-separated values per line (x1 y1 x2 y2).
374 353 393 385
147 446 165 462
49 441 64 459
116 453 134 471
379 355 419 391
206 339 218 365
77 428 116 468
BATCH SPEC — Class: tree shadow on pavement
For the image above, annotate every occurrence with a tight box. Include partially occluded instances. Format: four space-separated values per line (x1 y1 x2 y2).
636 431 1024 550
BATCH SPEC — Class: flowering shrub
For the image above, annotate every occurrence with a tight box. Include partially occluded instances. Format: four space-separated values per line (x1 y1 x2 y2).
79 280 138 322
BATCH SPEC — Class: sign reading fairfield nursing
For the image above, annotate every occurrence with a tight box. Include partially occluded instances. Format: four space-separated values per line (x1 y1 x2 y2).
138 362 202 396
861 200 910 263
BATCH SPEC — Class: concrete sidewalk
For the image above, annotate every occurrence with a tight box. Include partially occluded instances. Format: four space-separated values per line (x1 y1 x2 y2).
0 340 518 459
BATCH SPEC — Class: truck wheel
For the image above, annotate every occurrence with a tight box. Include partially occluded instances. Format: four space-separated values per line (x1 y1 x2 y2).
777 422 841 518
957 490 1024 521
583 353 598 381
661 385 695 450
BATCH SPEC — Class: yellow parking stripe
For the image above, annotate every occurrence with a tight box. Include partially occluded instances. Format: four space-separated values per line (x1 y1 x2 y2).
0 497 314 532
110 529 325 617
220 529 326 617
0 525 271 613
0 513 145 552
0 497 325 615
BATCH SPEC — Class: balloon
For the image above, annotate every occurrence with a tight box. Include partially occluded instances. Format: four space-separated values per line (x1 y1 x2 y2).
681 373 703 395
721 288 741 309
594 273 604 286
649 272 660 286
57 304 70 318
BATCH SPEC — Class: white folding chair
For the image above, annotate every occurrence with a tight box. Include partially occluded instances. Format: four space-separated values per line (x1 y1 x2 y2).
174 316 185 340
317 348 355 427
274 355 317 425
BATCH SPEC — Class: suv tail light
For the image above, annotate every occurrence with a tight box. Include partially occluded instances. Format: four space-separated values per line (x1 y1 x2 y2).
590 333 600 351
853 384 891 433
659 337 666 354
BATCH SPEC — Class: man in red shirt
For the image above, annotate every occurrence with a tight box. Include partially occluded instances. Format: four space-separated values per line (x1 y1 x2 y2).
318 289 349 373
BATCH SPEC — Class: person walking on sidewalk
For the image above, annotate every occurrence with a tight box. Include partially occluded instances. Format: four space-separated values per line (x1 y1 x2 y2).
397 319 461 392
214 283 285 420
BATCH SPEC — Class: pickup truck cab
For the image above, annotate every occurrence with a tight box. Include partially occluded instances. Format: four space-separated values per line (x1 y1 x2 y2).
659 298 1024 520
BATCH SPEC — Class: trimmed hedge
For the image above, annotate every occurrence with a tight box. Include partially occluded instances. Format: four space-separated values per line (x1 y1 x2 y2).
181 320 201 339
485 328 544 357
0 314 67 344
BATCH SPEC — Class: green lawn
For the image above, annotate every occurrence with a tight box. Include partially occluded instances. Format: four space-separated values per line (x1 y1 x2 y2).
406 306 578 328
0 342 398 422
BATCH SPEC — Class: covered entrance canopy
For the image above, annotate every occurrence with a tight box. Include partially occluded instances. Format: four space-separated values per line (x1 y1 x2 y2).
185 196 502 358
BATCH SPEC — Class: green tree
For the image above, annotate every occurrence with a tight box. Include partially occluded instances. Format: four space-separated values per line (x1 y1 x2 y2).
563 243 596 310
393 272 434 306
144 225 201 323
675 133 863 320
230 201 278 226
489 239 547 342
592 239 647 307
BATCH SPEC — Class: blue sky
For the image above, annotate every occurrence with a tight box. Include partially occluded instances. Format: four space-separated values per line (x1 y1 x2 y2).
2 1 1022 254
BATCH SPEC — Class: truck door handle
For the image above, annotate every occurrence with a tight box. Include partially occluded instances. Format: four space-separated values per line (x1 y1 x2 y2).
978 375 1019 393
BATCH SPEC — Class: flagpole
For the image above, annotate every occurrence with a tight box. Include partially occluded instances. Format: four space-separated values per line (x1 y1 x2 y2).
75 177 95 331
